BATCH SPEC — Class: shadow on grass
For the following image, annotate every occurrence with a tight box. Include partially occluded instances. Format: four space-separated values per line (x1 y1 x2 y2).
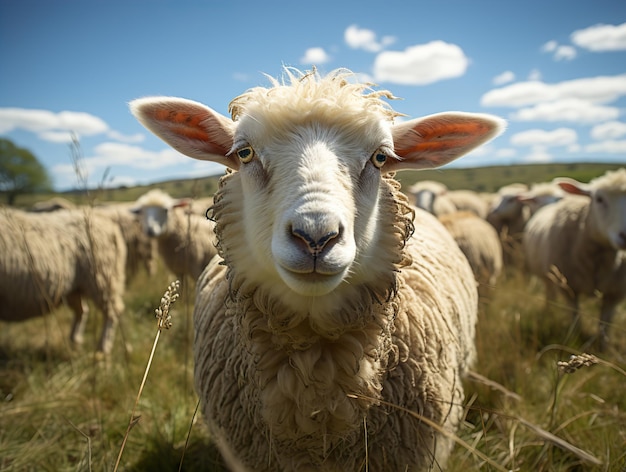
127 435 226 472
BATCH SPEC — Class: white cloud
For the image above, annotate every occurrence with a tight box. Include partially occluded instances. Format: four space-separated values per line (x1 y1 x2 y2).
590 121 626 140
344 25 395 52
0 107 108 136
571 22 626 51
510 128 578 147
373 41 469 85
528 69 542 81
541 40 558 52
585 140 626 153
300 47 331 65
232 72 250 82
520 145 553 163
495 148 517 158
37 131 75 143
493 71 515 85
107 130 145 143
554 45 577 61
86 142 186 169
51 142 192 189
481 74 626 107
510 99 620 123
482 81 554 107
0 107 142 145
541 41 577 61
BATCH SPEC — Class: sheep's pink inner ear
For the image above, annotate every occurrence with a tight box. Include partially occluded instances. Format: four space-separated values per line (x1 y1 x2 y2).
396 120 494 166
150 109 212 142
173 198 191 209
388 113 504 172
558 181 591 197
131 98 236 167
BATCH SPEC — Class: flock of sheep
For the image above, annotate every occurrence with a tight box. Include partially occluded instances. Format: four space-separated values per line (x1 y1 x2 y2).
1 67 625 471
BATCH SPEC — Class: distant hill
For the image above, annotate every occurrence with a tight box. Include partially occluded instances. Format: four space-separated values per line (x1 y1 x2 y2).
12 162 624 208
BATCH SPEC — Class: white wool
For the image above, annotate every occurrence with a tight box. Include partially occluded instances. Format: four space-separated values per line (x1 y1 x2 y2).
131 67 505 471
0 207 126 353
523 168 626 348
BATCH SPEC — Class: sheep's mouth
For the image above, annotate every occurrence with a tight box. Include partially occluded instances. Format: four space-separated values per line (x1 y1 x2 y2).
277 265 346 296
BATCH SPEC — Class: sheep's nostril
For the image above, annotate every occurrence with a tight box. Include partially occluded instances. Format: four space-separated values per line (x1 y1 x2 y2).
292 228 339 256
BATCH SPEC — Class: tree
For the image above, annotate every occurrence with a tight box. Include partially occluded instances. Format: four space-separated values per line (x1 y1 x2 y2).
0 138 52 205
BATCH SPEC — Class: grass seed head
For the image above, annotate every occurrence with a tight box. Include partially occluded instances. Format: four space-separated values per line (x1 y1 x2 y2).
154 280 180 330
557 353 598 374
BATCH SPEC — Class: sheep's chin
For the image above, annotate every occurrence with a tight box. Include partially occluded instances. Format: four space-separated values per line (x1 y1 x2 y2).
277 266 346 297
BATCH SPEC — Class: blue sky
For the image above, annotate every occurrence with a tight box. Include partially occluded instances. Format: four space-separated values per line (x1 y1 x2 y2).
1 0 625 191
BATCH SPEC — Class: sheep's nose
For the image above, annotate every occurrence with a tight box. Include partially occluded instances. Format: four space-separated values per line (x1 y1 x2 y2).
292 228 339 256
289 212 342 256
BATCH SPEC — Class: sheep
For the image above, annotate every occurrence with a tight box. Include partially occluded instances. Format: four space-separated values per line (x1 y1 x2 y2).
93 203 157 281
0 207 126 354
130 67 505 471
29 196 76 212
406 180 456 216
438 211 503 299
130 189 217 282
523 168 626 349
516 181 565 215
486 183 530 267
446 189 490 219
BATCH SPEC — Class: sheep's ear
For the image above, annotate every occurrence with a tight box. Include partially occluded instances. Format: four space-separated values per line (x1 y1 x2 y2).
130 97 239 169
555 178 592 197
173 198 191 209
386 112 506 172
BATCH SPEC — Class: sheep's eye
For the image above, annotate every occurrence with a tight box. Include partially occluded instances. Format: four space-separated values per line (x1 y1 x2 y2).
370 149 387 169
236 146 255 163
595 194 605 205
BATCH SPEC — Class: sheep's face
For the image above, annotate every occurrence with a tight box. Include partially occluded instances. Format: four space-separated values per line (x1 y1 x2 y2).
489 193 523 220
134 205 170 238
589 189 626 250
130 69 505 305
232 114 393 297
413 189 437 215
558 173 626 250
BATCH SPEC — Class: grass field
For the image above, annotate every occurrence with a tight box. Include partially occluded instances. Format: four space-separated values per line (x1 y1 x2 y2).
1 162 625 471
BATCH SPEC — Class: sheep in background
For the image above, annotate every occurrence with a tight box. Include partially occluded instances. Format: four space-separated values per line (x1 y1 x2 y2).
131 189 217 281
487 183 530 266
0 207 126 354
131 67 504 471
439 211 503 300
94 203 157 281
407 179 456 216
523 168 626 349
447 189 490 219
517 181 565 215
29 197 76 213
30 199 157 282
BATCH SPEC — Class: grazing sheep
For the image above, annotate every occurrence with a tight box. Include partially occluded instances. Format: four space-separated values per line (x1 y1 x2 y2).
0 207 126 353
131 68 504 471
439 211 503 298
131 189 217 281
407 180 456 216
29 196 76 213
523 169 626 349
